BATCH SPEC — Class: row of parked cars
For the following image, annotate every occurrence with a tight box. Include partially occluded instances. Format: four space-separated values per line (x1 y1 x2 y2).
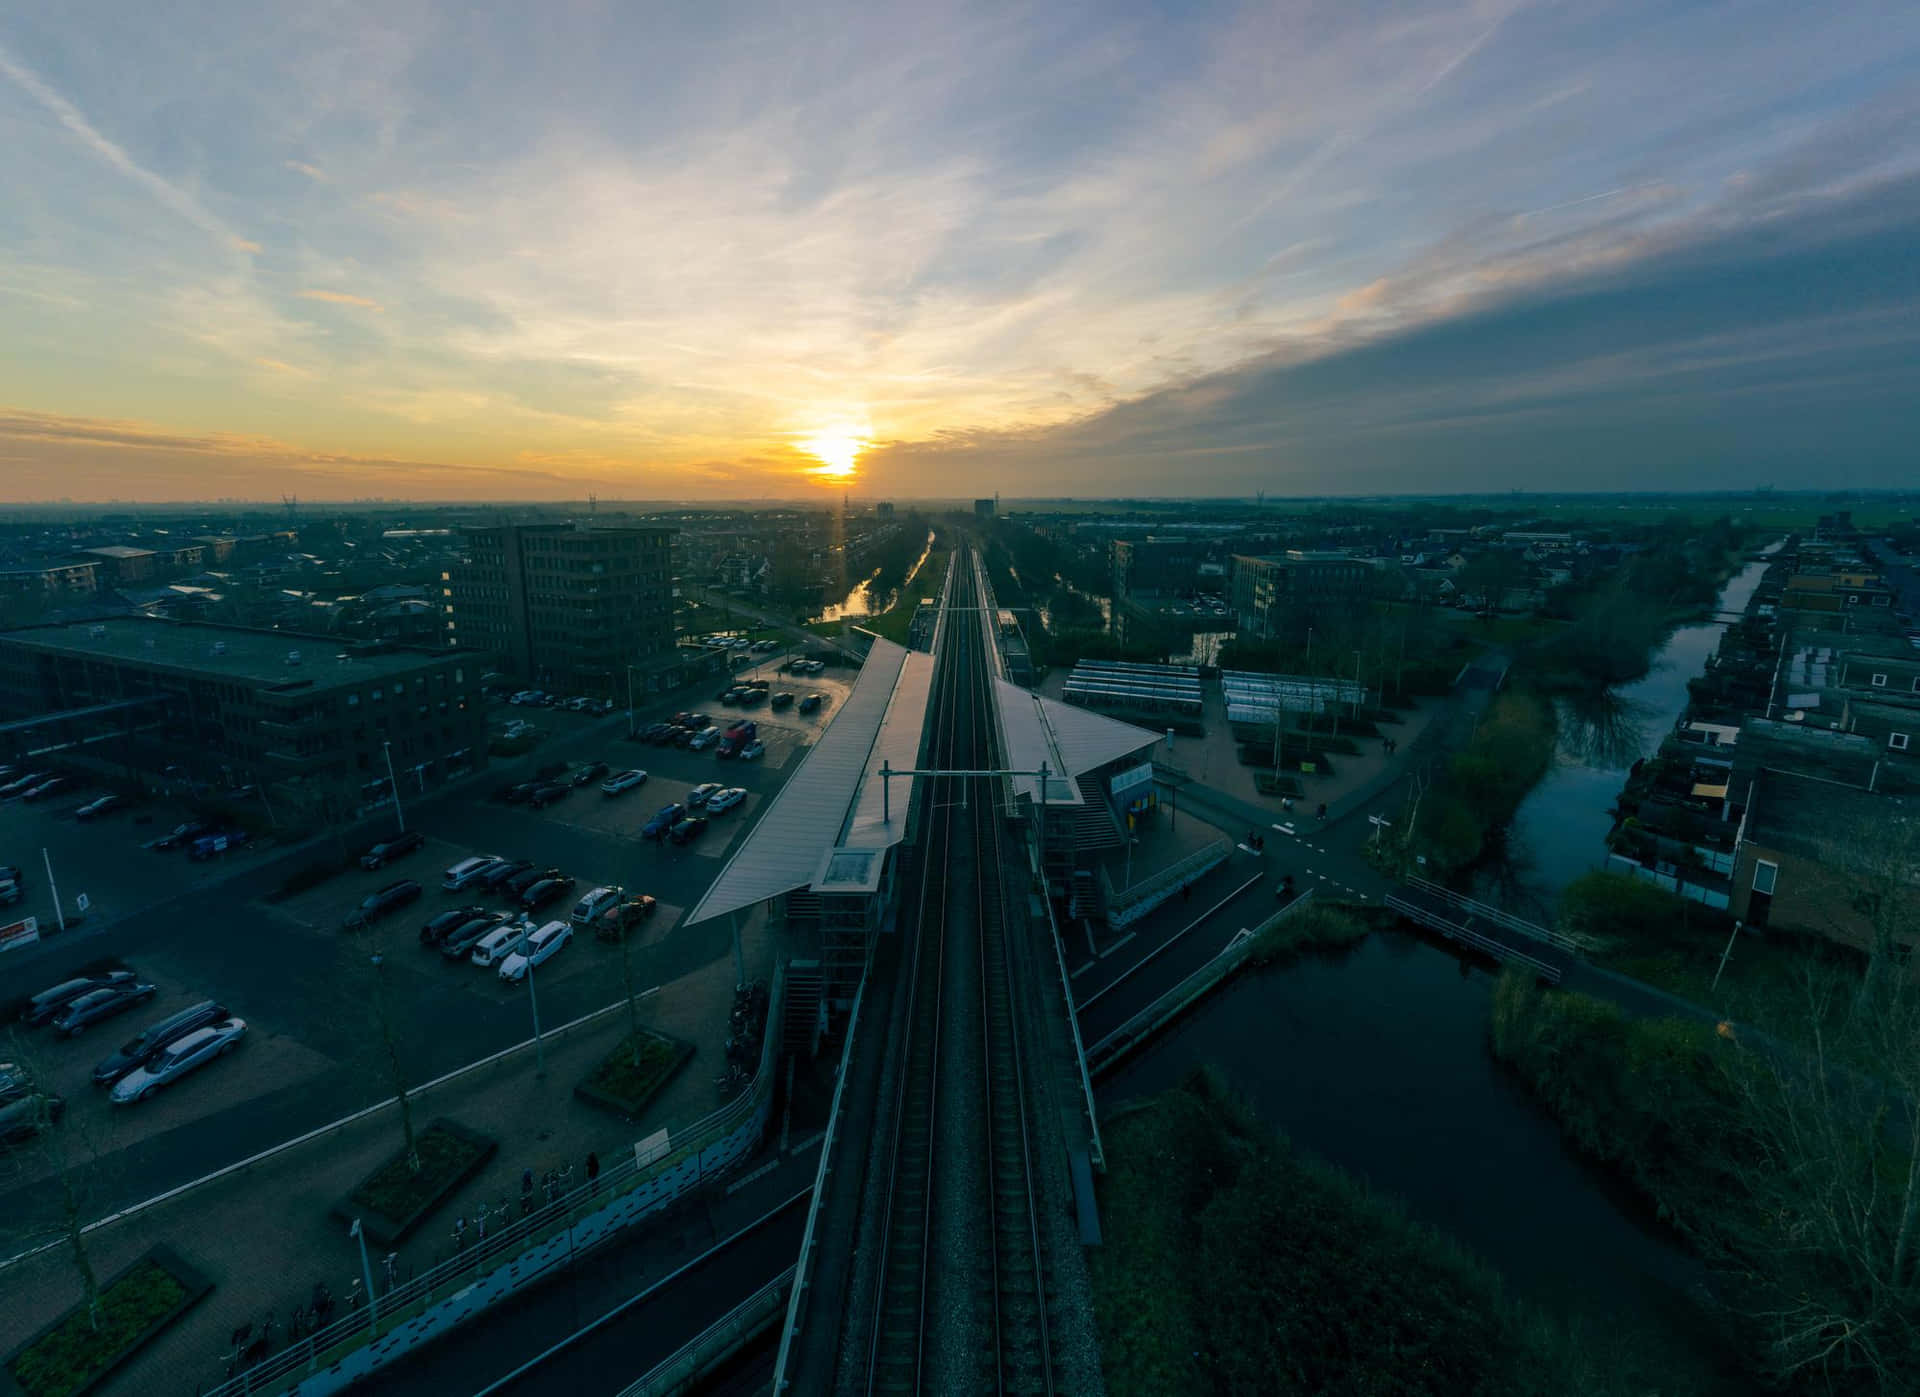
505 690 615 714
634 713 779 756
418 875 659 979
637 780 751 845
0 767 135 822
4 972 247 1142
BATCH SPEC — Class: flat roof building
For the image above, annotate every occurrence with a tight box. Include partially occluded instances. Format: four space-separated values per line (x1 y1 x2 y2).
0 617 487 805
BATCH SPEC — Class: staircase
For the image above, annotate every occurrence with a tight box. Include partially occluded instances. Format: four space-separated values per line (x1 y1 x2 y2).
782 959 826 1055
1069 797 1125 852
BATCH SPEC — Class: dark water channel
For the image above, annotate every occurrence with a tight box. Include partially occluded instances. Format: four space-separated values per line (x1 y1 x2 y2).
1100 551 1789 1383
1103 933 1734 1378
1488 547 1779 918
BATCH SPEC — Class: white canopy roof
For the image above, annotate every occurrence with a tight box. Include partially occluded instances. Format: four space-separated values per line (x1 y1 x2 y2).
993 678 1160 807
684 639 932 925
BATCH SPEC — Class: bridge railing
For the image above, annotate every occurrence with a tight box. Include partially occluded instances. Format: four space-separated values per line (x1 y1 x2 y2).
1101 838 1232 928
1387 893 1564 984
1087 889 1316 1075
1405 875 1586 953
618 1265 797 1397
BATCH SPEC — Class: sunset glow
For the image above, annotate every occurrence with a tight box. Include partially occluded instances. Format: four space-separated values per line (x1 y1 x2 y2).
799 430 869 482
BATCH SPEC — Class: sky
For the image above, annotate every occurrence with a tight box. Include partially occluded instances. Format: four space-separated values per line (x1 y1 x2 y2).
1 0 1917 502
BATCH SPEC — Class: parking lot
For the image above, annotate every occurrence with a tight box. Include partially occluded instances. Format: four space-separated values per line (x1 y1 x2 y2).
0 782 280 944
0 666 852 1221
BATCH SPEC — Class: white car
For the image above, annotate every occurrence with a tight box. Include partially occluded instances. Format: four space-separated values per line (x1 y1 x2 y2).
600 769 648 796
110 1018 247 1103
499 921 571 982
569 886 621 929
688 727 721 751
686 782 723 809
470 924 524 968
706 786 748 814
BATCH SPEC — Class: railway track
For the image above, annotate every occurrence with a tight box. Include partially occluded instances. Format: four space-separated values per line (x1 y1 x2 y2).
862 543 1056 1395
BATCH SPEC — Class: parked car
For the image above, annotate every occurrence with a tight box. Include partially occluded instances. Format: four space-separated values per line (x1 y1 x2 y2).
110 1018 247 1104
798 694 823 714
421 905 491 946
469 923 526 968
22 777 71 803
499 920 571 982
474 859 528 892
502 865 560 898
736 688 765 707
92 1000 230 1086
770 691 794 709
21 971 139 1028
527 783 572 809
719 686 741 704
439 912 511 960
442 855 504 892
668 816 709 845
344 880 423 929
686 782 723 809
642 722 675 744
0 1089 64 1145
74 794 124 821
521 875 576 912
0 772 51 800
739 740 766 761
51 980 157 1037
641 803 686 840
706 787 748 815
569 886 621 929
601 769 648 796
360 830 426 871
188 829 251 861
0 865 22 906
571 762 610 787
595 895 659 941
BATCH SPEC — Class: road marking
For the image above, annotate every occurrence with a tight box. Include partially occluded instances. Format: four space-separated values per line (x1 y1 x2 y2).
1272 822 1297 835
1099 931 1137 959
1236 842 1262 856
724 1158 781 1194
1069 959 1100 980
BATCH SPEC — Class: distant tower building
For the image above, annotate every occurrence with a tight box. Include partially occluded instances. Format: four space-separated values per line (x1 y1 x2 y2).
876 502 895 519
974 498 996 519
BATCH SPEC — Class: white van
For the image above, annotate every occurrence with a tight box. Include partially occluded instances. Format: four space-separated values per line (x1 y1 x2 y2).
470 923 526 968
443 855 502 892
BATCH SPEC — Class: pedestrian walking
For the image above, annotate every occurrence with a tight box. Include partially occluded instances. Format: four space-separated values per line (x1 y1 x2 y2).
453 1216 468 1252
587 1151 601 1195
382 1252 399 1290
521 1167 535 1217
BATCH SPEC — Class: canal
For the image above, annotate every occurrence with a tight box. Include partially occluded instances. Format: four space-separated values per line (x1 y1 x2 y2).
1494 545 1780 918
1101 932 1735 1381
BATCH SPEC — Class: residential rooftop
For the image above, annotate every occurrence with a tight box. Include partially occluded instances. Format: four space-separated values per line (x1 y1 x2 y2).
0 617 468 689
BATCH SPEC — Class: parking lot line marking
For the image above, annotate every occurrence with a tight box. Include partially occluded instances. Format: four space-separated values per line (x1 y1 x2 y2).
1098 931 1137 959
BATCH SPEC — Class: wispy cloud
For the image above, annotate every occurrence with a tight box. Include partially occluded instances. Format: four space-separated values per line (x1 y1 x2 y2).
284 160 329 182
297 289 384 311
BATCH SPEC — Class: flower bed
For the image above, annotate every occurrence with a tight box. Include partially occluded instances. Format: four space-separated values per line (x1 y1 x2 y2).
575 1030 693 1120
336 1119 496 1246
5 1246 211 1397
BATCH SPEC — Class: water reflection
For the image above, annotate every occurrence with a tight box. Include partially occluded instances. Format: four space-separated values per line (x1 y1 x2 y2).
1556 687 1648 770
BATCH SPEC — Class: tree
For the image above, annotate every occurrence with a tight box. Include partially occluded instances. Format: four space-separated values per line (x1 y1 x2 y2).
1 1032 120 1331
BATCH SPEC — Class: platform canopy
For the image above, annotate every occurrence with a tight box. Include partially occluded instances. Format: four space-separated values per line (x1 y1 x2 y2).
685 638 934 926
993 678 1161 807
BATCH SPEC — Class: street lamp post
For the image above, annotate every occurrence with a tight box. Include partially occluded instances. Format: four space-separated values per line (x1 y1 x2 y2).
349 1218 379 1336
513 915 546 1076
382 741 406 833
1123 835 1139 891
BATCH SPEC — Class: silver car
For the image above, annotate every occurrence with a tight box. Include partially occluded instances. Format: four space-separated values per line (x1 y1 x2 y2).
110 1017 247 1104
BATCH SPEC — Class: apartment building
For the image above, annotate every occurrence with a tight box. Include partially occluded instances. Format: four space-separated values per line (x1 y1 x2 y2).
444 523 676 694
1229 551 1377 640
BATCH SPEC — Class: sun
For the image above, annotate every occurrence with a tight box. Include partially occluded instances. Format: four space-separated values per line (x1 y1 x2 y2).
798 429 868 481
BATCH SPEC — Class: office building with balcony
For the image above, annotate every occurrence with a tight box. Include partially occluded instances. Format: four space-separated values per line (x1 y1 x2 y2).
443 523 676 695
0 618 486 805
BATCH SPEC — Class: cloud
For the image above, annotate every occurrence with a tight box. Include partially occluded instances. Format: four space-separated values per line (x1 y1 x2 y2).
297 289 384 311
232 237 262 254
284 160 329 182
0 40 242 251
865 170 1920 497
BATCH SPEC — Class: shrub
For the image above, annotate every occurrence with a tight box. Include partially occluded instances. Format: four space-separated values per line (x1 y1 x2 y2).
9 1261 186 1397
